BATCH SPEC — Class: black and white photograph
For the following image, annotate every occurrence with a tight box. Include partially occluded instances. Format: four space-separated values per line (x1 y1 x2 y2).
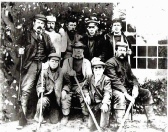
0 1 167 132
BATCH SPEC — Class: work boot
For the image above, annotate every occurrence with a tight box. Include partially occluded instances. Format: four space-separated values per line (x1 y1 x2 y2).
82 115 88 122
61 115 69 125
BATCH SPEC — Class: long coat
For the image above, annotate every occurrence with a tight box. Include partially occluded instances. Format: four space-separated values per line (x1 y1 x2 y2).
15 30 56 79
104 57 139 93
36 67 63 106
89 74 112 105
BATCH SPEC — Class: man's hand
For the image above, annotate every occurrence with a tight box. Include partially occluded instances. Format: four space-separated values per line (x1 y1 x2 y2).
85 95 91 105
124 92 135 104
132 85 139 98
38 87 45 93
61 90 67 100
127 49 132 55
101 103 108 113
19 47 25 55
68 70 76 76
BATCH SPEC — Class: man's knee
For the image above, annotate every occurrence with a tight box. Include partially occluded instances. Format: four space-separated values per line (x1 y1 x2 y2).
113 90 126 109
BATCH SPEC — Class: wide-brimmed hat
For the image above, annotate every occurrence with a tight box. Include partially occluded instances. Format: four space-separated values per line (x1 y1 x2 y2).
91 57 105 66
34 14 46 21
48 53 61 60
72 41 86 49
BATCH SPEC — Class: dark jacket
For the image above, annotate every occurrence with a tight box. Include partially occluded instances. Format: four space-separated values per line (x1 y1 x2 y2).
102 32 133 62
104 57 139 93
80 34 105 61
36 67 63 106
89 74 112 105
15 30 56 78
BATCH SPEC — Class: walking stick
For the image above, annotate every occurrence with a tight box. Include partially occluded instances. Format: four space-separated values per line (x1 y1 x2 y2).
74 77 102 132
117 101 135 132
18 54 27 127
36 63 44 131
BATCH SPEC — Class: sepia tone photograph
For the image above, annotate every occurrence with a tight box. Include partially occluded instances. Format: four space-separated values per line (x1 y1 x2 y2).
0 1 167 132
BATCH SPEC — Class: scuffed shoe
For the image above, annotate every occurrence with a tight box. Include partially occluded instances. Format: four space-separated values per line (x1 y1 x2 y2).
61 115 69 125
82 115 88 122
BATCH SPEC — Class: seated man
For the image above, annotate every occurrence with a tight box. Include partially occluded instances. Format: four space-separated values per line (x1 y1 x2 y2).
104 42 156 130
88 57 112 131
61 41 92 125
34 53 63 124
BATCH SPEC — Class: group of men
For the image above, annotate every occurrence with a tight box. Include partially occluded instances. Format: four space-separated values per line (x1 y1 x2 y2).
16 12 156 131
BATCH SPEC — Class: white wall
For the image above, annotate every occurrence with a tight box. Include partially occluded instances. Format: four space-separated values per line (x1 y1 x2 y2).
132 69 167 84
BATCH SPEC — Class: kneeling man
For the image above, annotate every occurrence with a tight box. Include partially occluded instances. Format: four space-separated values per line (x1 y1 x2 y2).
34 53 62 124
88 57 112 131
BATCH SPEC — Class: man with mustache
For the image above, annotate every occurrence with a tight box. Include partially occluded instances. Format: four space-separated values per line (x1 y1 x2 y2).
104 42 156 130
16 14 55 127
63 15 83 59
61 41 92 125
45 15 62 55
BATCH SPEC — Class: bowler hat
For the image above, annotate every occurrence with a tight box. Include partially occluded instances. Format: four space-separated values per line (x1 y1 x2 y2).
34 14 46 21
48 53 61 60
72 41 86 49
91 57 105 66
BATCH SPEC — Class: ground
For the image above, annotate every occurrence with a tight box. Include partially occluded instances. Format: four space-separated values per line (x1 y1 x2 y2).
0 114 167 132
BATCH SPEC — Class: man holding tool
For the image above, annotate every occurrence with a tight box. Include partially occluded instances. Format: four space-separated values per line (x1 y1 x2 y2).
87 57 112 131
104 42 156 131
61 41 92 125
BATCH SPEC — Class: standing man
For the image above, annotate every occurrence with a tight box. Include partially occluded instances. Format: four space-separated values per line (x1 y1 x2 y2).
88 57 112 131
17 14 56 123
62 15 83 59
45 15 62 55
80 15 105 61
34 53 63 124
104 42 156 130
103 18 132 62
61 41 92 125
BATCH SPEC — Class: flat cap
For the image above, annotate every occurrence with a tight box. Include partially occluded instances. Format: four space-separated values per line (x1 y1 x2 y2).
34 14 46 21
46 15 56 22
116 42 128 48
72 41 86 49
91 57 105 66
48 53 61 60
86 16 100 24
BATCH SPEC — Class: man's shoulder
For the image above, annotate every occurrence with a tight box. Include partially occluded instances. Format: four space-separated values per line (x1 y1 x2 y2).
83 58 91 64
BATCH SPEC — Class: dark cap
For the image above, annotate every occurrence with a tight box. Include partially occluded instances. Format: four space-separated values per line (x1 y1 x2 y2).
116 42 128 48
48 53 61 60
86 16 100 24
112 18 122 24
34 14 46 21
72 41 86 49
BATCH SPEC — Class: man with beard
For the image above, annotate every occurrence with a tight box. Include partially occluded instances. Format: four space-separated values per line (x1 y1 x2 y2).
87 57 112 131
63 15 83 59
102 18 133 62
61 41 92 125
80 15 105 61
104 42 156 130
34 53 62 124
16 14 55 126
45 15 62 55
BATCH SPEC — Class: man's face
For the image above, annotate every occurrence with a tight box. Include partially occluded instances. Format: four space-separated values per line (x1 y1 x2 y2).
112 22 122 33
73 48 84 57
93 65 104 77
33 19 45 34
46 21 55 32
116 47 127 60
87 23 98 36
48 58 59 70
67 22 77 33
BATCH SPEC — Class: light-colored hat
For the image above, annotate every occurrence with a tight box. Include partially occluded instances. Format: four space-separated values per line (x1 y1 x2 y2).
91 57 105 66
48 53 61 60
46 15 56 22
116 42 128 48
